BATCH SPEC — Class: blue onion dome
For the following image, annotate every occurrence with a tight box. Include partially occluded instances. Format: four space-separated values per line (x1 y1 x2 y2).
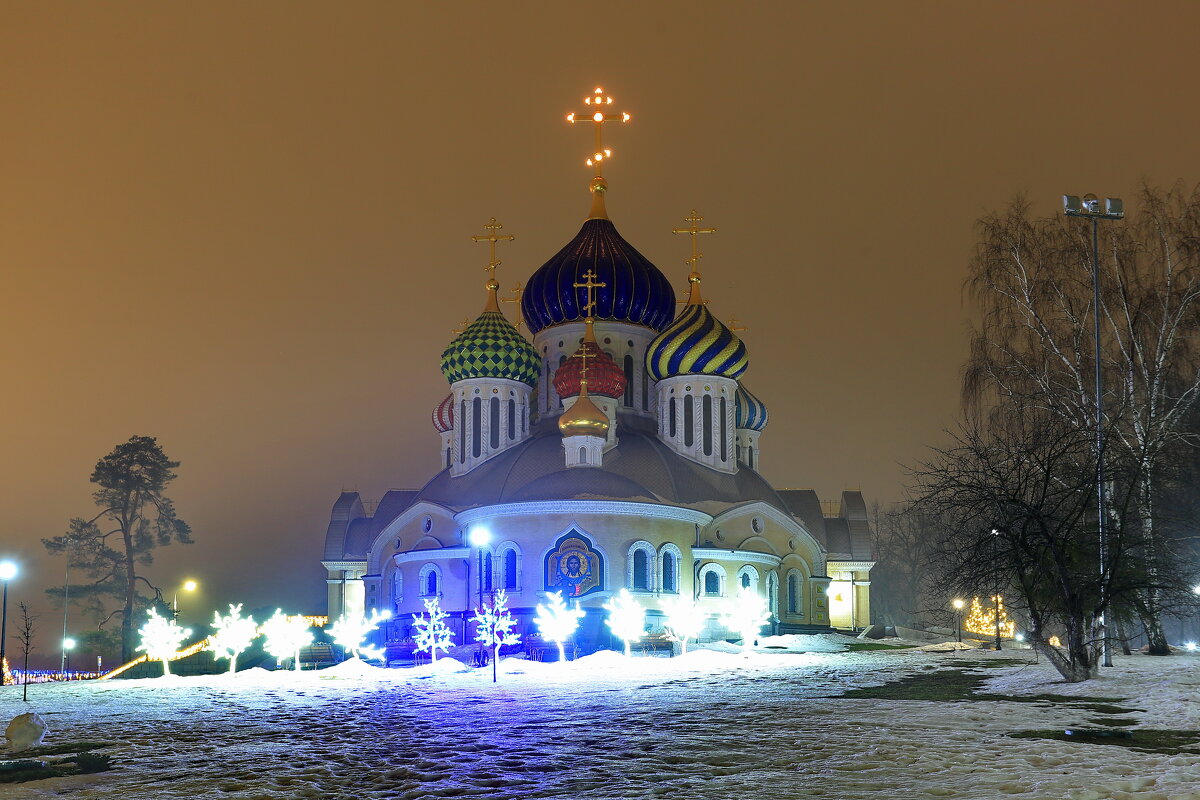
645 272 748 380
441 279 541 387
734 383 768 431
521 218 676 334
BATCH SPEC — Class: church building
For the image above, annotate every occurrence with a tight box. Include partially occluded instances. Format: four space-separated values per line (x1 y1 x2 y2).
320 89 874 650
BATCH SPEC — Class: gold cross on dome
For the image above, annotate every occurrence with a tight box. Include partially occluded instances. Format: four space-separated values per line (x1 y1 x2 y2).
566 87 631 177
672 209 717 273
728 316 748 333
573 268 607 320
452 317 472 335
501 282 525 331
471 218 515 281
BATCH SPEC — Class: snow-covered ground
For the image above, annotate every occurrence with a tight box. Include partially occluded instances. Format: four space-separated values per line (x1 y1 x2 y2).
4 638 1199 799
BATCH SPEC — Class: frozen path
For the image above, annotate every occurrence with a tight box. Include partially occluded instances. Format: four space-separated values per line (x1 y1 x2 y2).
4 647 1199 799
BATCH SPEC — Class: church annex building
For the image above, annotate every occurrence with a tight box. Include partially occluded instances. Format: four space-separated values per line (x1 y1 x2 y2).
321 89 874 651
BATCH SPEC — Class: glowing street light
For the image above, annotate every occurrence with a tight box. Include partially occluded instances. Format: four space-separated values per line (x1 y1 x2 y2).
1062 192 1124 670
62 637 77 675
0 559 18 684
952 598 964 643
173 579 199 621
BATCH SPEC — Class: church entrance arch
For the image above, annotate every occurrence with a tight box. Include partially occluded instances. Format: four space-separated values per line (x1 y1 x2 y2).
544 530 604 598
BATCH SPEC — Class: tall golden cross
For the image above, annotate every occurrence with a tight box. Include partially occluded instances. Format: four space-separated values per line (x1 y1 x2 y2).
452 317 472 335
672 209 717 273
501 282 525 331
728 316 748 333
471 218 515 281
566 87 631 177
573 268 607 320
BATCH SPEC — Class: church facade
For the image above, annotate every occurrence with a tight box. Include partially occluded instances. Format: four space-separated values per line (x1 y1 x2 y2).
321 89 874 650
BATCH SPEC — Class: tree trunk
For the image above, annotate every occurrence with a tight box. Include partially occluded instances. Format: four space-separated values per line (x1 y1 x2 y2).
122 526 136 664
1135 480 1171 655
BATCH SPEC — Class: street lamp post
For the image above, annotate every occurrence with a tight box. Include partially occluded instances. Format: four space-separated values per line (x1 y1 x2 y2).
0 560 17 684
1063 193 1124 669
62 637 76 677
990 528 1003 651
952 599 964 643
173 579 198 621
468 528 492 665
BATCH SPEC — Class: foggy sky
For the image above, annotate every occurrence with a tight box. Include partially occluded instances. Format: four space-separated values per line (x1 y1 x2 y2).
3 2 1198 652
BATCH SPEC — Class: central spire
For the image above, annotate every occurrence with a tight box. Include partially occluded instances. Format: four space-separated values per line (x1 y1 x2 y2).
566 87 631 220
672 209 717 306
471 217 515 312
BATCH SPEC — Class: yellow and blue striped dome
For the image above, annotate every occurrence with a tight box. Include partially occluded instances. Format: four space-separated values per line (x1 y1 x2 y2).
734 383 768 431
645 300 748 381
440 308 541 387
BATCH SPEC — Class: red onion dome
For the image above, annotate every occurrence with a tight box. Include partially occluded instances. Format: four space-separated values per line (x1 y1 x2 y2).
553 342 627 399
432 393 453 433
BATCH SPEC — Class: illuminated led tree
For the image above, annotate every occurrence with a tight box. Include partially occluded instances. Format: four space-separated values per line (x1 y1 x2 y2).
328 608 391 662
721 588 770 650
136 608 192 676
963 596 1016 640
205 604 259 674
604 589 645 657
260 610 313 671
662 595 706 654
534 592 584 662
412 598 454 664
473 590 521 683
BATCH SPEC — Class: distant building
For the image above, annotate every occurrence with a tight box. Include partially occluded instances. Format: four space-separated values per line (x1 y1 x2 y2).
321 91 873 651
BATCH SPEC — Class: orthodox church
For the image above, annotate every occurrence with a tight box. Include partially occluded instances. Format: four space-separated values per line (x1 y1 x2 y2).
321 89 874 650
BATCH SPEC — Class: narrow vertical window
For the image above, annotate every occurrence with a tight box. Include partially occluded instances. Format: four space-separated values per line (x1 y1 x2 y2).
427 571 438 597
459 400 467 463
720 397 727 461
704 570 719 595
642 370 648 410
662 553 676 593
669 398 677 438
472 397 482 458
508 399 516 440
504 549 518 589
788 575 798 613
489 397 500 449
445 447 451 469
483 553 493 592
684 395 694 447
623 355 634 407
579 446 587 464
703 394 713 456
632 549 649 590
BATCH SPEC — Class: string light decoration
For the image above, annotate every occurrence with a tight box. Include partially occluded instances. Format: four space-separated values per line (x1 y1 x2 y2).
603 589 646 657
207 604 259 674
962 596 1016 640
136 608 192 676
260 610 314 671
412 598 454 664
534 592 585 663
473 590 521 683
328 608 391 662
721 589 771 650
661 596 706 655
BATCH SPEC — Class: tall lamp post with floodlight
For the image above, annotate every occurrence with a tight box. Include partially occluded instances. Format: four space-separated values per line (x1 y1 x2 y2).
1063 193 1124 668
173 579 198 622
468 528 492 664
0 560 17 684
62 637 76 677
952 598 964 643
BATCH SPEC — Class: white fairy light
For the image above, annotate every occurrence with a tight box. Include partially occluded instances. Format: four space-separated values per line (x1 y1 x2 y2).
207 604 259 674
136 608 192 676
473 590 521 682
662 595 706 655
534 592 584 662
603 589 645 657
721 588 770 651
328 608 391 662
412 598 454 664
260 610 313 671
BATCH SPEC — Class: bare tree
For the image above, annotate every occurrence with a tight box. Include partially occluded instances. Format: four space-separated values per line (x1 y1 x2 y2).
870 504 947 627
16 603 37 702
965 185 1200 654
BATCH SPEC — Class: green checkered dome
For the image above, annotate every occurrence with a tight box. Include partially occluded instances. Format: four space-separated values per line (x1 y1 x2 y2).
440 309 541 387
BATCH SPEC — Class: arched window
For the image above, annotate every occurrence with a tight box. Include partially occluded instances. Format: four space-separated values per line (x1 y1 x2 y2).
503 548 518 590
632 549 649 590
704 570 720 595
787 572 801 614
699 563 726 597
459 400 467 463
642 371 649 410
720 396 727 461
390 568 403 609
419 564 442 598
623 355 634 407
482 552 494 593
445 447 451 469
508 398 516 440
736 565 760 594
627 542 654 592
487 397 499 449
703 394 713 456
658 544 682 594
579 446 587 464
472 397 482 458
741 572 750 589
669 397 677 438
684 395 694 447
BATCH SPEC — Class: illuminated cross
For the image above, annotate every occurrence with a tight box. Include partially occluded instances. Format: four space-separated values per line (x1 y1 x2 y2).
501 282 525 331
672 209 717 274
471 218 515 281
452 317 472 335
728 316 748 333
566 87 631 178
573 268 607 321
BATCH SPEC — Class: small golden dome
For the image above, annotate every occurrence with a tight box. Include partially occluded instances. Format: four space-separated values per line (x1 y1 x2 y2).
558 388 609 438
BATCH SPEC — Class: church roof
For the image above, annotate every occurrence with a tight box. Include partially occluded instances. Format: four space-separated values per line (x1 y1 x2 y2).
734 383 768 431
521 219 676 334
440 309 541 387
645 281 748 381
